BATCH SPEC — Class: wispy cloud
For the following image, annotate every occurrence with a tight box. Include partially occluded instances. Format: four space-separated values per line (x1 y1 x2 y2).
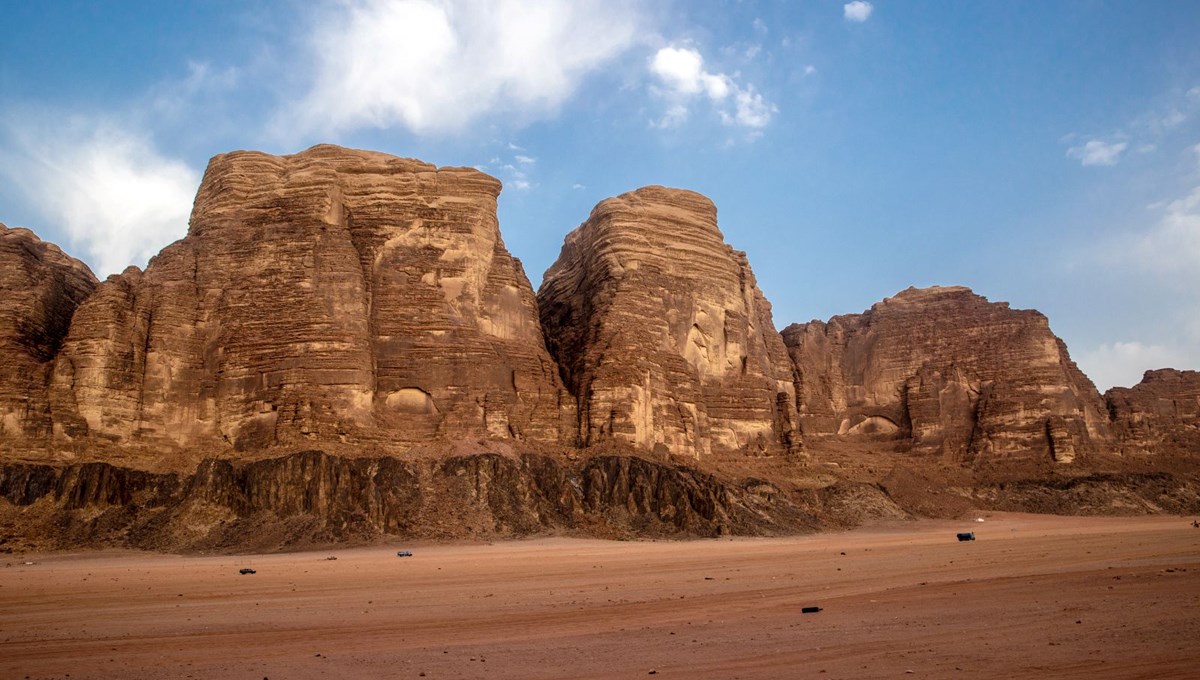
0 114 199 277
1074 340 1192 391
1067 139 1128 166
477 145 538 192
843 2 873 23
648 45 776 131
1083 141 1200 385
1066 84 1200 166
277 0 642 137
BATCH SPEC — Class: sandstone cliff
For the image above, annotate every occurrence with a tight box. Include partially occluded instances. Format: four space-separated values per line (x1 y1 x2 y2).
781 286 1109 463
1106 369 1200 456
538 187 799 459
0 225 97 440
46 145 573 452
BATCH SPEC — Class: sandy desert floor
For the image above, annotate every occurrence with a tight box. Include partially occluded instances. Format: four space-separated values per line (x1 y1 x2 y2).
2 513 1199 679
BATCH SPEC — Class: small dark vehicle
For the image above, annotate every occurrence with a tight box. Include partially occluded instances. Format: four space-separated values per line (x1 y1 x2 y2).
239 568 257 574
956 532 976 542
397 550 413 557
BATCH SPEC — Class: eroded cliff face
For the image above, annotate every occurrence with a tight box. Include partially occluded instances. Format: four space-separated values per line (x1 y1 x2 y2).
0 450 833 550
538 187 799 459
46 145 573 452
782 286 1109 463
1106 369 1200 456
0 225 97 439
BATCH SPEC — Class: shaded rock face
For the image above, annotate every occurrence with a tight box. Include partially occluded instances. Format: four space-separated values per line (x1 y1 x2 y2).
0 450 823 550
782 286 1108 463
538 187 800 459
0 225 97 439
47 145 573 451
1106 369 1200 455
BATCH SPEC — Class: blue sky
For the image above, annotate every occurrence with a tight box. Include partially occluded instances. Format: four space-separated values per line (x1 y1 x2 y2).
2 0 1199 391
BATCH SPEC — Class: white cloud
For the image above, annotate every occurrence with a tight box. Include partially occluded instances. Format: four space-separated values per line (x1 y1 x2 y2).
648 46 775 130
1067 139 1128 166
279 0 642 137
1136 183 1200 276
514 154 535 165
0 115 198 277
844 2 873 23
653 103 690 129
650 47 730 99
150 61 240 119
804 65 817 76
730 88 774 128
1074 341 1191 391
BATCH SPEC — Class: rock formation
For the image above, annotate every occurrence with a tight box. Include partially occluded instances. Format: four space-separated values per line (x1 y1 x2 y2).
0 225 97 439
2 144 1198 552
538 186 800 458
1106 369 1200 456
0 449 832 550
781 286 1109 463
45 145 573 451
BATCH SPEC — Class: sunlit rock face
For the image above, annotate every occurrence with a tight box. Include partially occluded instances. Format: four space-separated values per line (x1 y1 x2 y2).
48 145 574 451
782 286 1109 463
0 225 97 439
538 186 800 458
1106 369 1200 456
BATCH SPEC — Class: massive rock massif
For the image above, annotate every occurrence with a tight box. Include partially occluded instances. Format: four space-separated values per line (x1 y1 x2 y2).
782 286 1110 463
0 225 97 440
0 145 1197 550
538 187 799 459
46 145 573 452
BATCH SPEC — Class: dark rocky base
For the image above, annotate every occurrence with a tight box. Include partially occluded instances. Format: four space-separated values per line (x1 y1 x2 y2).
3 448 1197 554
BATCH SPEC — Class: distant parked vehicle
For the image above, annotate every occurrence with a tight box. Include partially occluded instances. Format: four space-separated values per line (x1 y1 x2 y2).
239 568 257 574
396 550 413 557
956 532 976 542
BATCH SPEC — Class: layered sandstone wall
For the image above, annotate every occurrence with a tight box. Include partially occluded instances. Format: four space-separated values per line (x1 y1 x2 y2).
0 225 97 439
538 186 799 458
1106 369 1200 455
782 286 1109 462
46 145 573 451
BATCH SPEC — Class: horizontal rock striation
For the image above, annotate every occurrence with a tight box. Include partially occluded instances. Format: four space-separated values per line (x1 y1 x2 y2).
1106 369 1200 456
782 286 1109 463
0 225 97 440
45 145 573 452
538 187 800 459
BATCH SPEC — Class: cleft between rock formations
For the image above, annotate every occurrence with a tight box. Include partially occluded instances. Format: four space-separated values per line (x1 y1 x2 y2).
0 145 1197 550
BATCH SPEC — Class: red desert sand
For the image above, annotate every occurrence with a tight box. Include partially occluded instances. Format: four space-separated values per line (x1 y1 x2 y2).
3 513 1198 679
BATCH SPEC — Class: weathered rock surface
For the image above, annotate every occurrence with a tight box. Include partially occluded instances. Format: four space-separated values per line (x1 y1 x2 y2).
0 450 830 550
782 286 1109 463
46 145 573 451
0 225 97 439
538 187 800 459
1106 369 1200 455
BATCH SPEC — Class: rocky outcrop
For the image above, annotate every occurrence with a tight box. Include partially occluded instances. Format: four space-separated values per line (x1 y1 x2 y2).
0 450 827 550
46 145 573 452
0 225 97 440
782 286 1109 463
1106 369 1200 455
538 187 800 459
